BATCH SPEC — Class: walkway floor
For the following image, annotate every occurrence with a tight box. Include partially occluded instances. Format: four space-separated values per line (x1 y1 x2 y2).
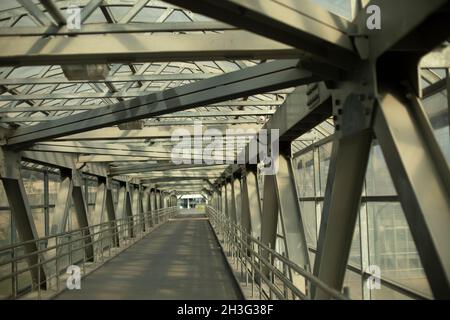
55 214 242 300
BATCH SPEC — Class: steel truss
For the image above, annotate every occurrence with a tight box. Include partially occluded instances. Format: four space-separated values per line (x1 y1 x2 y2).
0 0 449 300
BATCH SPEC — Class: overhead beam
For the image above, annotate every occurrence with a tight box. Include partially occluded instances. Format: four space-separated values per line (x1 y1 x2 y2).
0 30 301 66
39 0 66 25
110 163 227 176
0 73 218 86
163 0 357 70
216 83 332 181
0 111 275 122
54 124 261 142
0 100 283 113
17 0 53 26
354 0 449 59
7 59 316 148
0 21 235 36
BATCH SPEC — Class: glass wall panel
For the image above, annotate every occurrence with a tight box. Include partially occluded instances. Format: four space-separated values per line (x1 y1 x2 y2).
22 169 44 206
86 178 98 223
295 152 314 197
365 144 396 196
0 208 12 299
348 216 361 268
299 201 316 248
367 202 432 298
318 142 332 196
371 283 412 300
422 89 450 162
343 269 363 299
22 170 45 238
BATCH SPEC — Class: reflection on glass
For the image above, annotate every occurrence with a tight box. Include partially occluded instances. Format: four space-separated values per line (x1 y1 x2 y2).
311 0 353 19
22 169 44 205
365 144 396 196
318 143 332 196
343 269 362 299
367 202 432 298
422 90 450 162
32 208 45 238
299 201 316 247
295 152 314 197
371 283 411 300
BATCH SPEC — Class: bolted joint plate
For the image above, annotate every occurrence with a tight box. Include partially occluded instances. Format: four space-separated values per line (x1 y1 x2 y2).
331 63 377 138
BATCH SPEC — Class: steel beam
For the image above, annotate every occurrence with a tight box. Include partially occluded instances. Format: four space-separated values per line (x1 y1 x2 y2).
232 175 242 225
0 21 234 36
110 163 227 176
313 130 372 299
105 179 119 246
39 0 66 25
17 0 53 26
7 60 316 148
0 74 218 86
274 154 310 272
71 171 95 262
55 124 261 142
260 174 278 249
50 170 72 235
0 31 300 67
354 0 449 59
241 168 261 237
0 151 47 288
163 0 357 70
374 85 450 299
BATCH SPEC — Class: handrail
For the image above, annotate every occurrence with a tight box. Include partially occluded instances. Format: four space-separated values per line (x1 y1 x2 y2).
206 205 348 300
0 206 177 300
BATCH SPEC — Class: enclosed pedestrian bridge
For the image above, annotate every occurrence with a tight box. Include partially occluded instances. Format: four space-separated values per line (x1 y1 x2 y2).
0 0 449 301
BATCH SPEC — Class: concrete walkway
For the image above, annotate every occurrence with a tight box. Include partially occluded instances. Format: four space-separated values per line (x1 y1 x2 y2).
55 214 242 300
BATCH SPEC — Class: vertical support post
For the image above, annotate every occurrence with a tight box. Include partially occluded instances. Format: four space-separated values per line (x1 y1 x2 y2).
105 178 119 247
150 188 156 226
233 174 242 225
142 186 149 231
447 68 450 131
274 154 311 273
72 170 95 262
374 85 450 298
359 201 371 300
260 174 278 251
116 183 127 240
92 177 107 249
223 183 228 217
242 167 262 238
313 130 372 299
156 189 161 224
43 170 49 237
50 169 72 235
125 183 134 238
0 150 47 289
227 178 237 223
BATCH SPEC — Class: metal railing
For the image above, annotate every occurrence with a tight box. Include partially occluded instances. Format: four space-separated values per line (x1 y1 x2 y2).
0 206 177 300
206 206 348 300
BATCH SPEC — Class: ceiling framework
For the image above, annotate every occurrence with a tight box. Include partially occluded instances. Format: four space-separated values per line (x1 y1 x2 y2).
0 0 449 300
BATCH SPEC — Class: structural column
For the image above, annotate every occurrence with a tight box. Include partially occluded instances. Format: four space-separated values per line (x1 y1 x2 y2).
233 174 242 225
71 170 95 262
241 166 262 237
105 178 119 247
0 150 47 288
